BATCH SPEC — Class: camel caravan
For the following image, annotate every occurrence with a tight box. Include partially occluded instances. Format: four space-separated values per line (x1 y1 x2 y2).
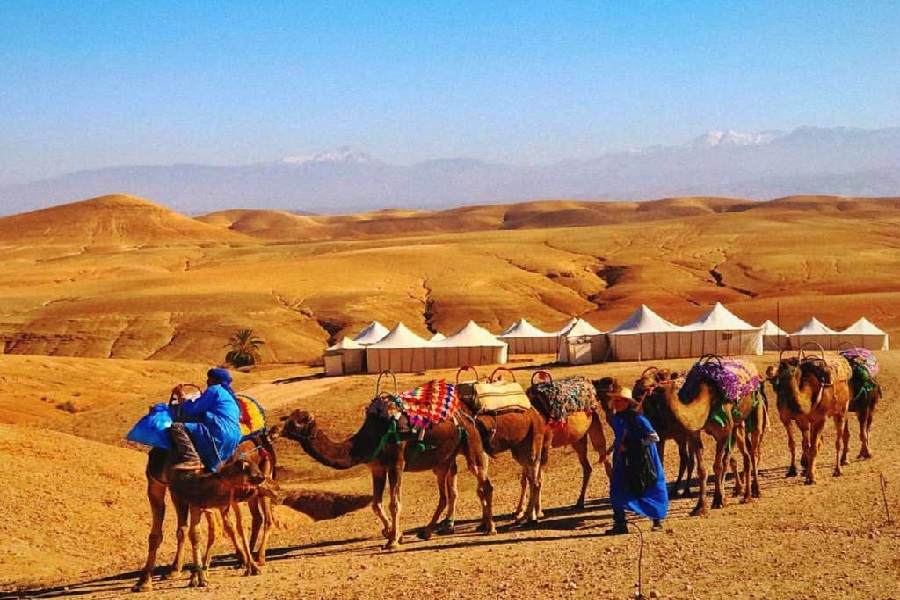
126 344 884 591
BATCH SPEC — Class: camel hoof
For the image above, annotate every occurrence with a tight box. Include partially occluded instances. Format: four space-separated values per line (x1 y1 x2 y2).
690 506 708 517
575 499 586 510
840 458 849 467
751 484 761 498
382 541 401 551
804 479 816 486
833 469 842 477
417 529 433 541
132 580 153 593
482 525 498 536
786 466 798 477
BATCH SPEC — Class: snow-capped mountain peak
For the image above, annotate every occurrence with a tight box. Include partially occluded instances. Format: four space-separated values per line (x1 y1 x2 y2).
280 146 378 166
690 130 781 148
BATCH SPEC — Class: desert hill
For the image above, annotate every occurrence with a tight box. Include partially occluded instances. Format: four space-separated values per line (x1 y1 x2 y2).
0 195 898 364
0 194 253 248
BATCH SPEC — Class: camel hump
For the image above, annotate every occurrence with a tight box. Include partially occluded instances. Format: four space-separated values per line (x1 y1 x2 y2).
470 380 530 413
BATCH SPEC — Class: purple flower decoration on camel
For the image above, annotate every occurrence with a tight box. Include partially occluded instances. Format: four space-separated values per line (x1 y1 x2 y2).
679 357 760 404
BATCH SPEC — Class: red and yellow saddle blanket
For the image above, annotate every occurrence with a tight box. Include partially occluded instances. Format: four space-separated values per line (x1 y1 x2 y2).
394 379 461 429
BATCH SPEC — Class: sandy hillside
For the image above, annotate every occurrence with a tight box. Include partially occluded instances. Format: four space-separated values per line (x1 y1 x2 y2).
1 352 898 600
1 195 898 366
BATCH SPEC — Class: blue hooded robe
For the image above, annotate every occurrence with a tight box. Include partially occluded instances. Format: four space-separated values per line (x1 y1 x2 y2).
179 383 242 472
610 411 669 520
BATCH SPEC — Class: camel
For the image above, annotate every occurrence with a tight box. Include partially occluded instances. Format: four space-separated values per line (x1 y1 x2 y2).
526 372 611 513
281 384 493 550
645 356 767 516
455 367 549 524
596 370 698 498
839 347 882 461
132 439 276 591
765 347 851 485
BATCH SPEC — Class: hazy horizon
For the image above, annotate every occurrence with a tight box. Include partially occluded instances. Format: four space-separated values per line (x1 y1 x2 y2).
2 2 899 187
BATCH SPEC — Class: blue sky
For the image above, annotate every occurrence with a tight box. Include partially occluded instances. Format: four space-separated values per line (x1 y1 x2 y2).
1 1 898 185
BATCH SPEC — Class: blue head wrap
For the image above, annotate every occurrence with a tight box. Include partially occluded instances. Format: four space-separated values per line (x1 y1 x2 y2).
207 367 236 396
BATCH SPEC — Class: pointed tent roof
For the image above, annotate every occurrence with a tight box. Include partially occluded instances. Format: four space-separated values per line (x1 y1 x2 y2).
326 337 364 352
366 322 432 348
839 317 887 335
790 317 837 336
760 320 788 335
430 333 446 342
498 318 554 338
352 321 390 345
554 317 580 335
436 321 506 347
685 302 756 330
608 304 682 334
560 318 602 338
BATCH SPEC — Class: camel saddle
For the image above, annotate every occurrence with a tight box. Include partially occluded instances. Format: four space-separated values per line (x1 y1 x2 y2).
458 379 531 414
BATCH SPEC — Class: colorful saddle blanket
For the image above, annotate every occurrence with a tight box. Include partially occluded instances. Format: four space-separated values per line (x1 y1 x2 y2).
235 394 267 439
839 347 879 377
806 354 852 384
679 357 761 405
530 376 598 429
393 379 461 429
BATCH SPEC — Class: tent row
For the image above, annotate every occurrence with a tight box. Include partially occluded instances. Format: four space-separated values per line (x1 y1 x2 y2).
323 306 888 375
324 321 507 376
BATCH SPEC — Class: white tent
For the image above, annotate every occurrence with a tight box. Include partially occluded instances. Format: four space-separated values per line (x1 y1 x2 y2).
836 318 889 350
760 320 789 351
352 321 390 345
323 337 365 377
430 333 446 342
681 302 763 356
365 323 433 374
497 318 557 354
607 305 687 361
789 317 838 351
556 318 608 365
555 317 579 335
431 321 508 369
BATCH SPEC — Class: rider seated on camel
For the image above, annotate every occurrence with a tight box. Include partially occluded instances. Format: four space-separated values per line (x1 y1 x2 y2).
169 367 243 472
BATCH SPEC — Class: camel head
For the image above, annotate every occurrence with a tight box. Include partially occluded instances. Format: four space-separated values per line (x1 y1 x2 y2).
282 409 317 441
768 355 801 392
592 376 620 422
217 458 267 487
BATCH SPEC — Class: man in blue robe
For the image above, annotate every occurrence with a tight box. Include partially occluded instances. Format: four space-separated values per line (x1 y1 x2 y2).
606 387 669 535
168 368 242 472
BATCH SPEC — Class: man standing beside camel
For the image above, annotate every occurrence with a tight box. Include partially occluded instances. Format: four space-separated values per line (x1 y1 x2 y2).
605 388 669 535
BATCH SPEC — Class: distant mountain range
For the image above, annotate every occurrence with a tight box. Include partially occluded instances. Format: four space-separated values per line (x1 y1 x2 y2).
2 126 899 216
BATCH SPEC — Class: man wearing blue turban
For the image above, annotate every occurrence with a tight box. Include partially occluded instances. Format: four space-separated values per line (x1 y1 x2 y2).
169 368 242 472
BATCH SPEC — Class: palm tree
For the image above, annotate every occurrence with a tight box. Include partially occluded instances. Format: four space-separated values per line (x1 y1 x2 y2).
224 329 265 368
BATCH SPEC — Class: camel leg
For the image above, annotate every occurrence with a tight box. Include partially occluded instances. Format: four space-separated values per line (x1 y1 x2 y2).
133 478 167 592
690 437 708 517
840 416 851 466
164 495 190 580
731 425 752 504
440 461 459 534
370 467 391 540
779 408 799 477
710 432 729 510
188 506 208 588
805 420 825 485
218 505 249 570
248 497 263 557
251 496 274 566
231 503 259 575
670 439 685 497
514 471 528 521
419 465 450 541
202 510 218 572
859 402 875 459
586 414 612 479
572 435 592 510
749 407 765 499
384 463 403 550
833 412 847 477
799 425 811 474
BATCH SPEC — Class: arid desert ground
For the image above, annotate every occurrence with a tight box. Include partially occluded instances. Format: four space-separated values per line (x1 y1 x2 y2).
1 194 898 599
